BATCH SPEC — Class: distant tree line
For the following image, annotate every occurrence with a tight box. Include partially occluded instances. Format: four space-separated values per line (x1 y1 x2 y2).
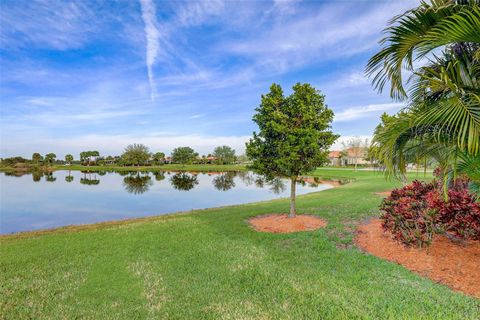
1 145 246 168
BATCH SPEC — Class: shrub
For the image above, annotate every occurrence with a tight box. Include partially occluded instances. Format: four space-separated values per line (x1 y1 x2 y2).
426 181 480 240
380 180 437 247
380 179 480 247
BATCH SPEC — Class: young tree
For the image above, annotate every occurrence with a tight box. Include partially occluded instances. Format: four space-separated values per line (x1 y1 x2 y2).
341 137 369 171
171 147 198 165
44 153 56 165
213 146 236 164
122 144 151 166
32 153 43 164
246 83 338 217
65 154 74 165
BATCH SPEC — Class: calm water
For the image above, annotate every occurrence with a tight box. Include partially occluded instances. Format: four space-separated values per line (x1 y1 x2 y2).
0 170 332 234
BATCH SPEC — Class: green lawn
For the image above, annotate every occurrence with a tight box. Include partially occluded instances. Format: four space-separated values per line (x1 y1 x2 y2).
1 169 478 319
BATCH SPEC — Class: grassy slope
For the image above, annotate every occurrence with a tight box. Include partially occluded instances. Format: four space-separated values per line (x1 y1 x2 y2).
1 169 478 319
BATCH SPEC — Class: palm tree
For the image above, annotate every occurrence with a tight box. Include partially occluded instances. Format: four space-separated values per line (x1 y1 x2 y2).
65 154 74 165
32 153 43 165
44 153 56 166
366 0 480 189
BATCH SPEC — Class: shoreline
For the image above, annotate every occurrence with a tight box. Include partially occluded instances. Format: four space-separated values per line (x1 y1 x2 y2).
0 186 337 240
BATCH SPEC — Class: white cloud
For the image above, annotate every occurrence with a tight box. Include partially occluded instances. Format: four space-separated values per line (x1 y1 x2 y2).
175 0 225 26
330 135 372 151
139 0 162 101
221 0 418 74
0 1 95 50
334 103 403 122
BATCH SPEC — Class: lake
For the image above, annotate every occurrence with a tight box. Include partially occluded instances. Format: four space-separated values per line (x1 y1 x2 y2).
0 170 333 234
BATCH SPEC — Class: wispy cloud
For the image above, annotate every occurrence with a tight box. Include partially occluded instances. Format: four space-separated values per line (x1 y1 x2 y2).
175 0 225 26
0 1 102 50
139 0 162 101
334 103 404 122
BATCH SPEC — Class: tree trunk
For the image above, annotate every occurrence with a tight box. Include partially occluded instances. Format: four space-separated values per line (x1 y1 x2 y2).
289 176 297 218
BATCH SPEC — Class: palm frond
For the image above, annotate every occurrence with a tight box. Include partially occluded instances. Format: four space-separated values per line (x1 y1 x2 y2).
366 0 480 100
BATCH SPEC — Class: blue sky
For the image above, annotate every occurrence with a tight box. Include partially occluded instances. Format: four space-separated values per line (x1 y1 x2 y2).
0 0 419 158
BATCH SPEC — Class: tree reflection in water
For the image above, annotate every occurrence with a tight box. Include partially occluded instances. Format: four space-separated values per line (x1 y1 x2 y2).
212 172 236 191
65 171 74 183
80 171 100 185
170 172 198 191
32 171 43 182
45 172 56 182
153 171 165 181
236 171 285 194
268 177 286 194
123 172 153 194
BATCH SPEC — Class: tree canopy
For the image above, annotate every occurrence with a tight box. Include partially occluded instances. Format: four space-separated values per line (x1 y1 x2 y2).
171 147 198 165
44 153 56 164
65 154 74 164
246 83 338 216
32 153 43 163
213 146 236 164
121 144 150 166
80 151 100 165
152 152 165 165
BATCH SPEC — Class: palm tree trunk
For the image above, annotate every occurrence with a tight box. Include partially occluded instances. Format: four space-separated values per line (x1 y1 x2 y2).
289 176 297 218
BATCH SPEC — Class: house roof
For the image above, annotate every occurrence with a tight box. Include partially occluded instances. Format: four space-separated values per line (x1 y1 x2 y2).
328 151 341 158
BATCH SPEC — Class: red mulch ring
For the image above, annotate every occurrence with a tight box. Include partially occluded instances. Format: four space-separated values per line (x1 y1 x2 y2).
374 191 391 197
355 219 480 298
249 214 327 233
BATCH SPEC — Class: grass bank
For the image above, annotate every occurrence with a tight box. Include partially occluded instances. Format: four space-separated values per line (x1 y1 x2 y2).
1 169 478 319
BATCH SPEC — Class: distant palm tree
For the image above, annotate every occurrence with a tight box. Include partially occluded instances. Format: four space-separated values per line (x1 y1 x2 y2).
65 154 74 165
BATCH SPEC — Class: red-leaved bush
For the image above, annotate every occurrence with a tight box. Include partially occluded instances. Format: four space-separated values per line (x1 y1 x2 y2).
380 180 437 247
426 181 480 240
380 179 480 247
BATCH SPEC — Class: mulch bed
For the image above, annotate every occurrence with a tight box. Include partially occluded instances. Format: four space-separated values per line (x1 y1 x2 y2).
355 219 480 298
249 214 327 233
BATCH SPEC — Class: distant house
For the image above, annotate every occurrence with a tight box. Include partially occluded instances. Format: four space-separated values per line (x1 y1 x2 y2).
328 151 342 166
163 156 172 164
206 156 217 164
328 148 369 166
343 147 369 166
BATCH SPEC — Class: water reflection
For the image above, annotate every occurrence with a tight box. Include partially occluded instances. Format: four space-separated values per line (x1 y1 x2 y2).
153 171 165 181
80 171 100 185
65 171 74 182
0 170 340 194
123 172 153 194
32 171 43 182
212 172 236 191
45 172 56 182
1 170 335 234
170 172 199 191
